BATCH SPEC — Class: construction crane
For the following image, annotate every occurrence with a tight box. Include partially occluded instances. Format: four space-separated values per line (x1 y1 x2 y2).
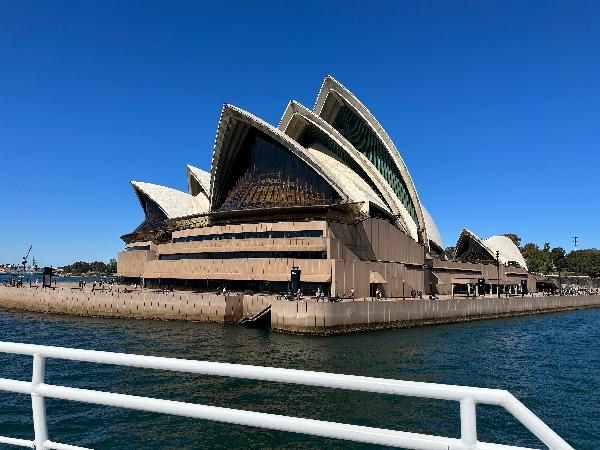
22 246 32 272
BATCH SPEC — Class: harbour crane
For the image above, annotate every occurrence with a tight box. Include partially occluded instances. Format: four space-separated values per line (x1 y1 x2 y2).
22 246 32 272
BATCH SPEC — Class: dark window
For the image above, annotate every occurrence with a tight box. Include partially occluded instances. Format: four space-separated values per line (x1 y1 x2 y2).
217 129 340 211
173 229 323 243
132 197 168 234
159 251 327 260
296 123 386 204
331 106 418 224
126 245 151 251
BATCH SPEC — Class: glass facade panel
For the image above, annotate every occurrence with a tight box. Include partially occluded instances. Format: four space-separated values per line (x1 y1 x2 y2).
133 198 168 234
218 130 340 211
173 229 323 243
296 123 386 204
331 105 418 224
159 251 327 260
126 245 151 251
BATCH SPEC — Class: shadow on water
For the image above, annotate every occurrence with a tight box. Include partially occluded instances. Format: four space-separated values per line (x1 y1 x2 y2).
0 307 598 449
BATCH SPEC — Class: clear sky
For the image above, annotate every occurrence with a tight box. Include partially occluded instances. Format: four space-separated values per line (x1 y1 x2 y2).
1 1 598 267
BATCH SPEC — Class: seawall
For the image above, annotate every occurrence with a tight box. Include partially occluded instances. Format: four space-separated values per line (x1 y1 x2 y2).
0 287 245 322
0 287 599 334
270 295 600 334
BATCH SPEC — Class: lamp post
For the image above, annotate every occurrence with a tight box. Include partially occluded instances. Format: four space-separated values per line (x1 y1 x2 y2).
496 250 500 299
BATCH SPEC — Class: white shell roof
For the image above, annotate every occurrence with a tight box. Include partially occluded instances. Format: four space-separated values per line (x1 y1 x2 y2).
312 75 426 245
305 143 390 214
422 206 444 250
131 181 208 219
484 235 528 270
456 229 528 270
186 165 211 197
279 100 404 216
210 104 351 210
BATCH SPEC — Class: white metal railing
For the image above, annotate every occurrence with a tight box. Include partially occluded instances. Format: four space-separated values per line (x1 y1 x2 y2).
0 341 573 450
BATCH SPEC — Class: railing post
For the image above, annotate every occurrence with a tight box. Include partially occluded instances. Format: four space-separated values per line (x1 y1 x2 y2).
460 397 477 446
32 353 48 449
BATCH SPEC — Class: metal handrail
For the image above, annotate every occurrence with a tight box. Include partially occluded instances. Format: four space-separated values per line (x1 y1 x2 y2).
0 341 573 450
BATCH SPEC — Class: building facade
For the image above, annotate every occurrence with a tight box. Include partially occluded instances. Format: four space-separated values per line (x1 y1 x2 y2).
118 76 533 297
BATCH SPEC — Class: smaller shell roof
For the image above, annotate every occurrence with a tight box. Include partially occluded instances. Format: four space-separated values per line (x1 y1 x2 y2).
186 165 211 197
455 229 528 270
484 235 528 270
422 206 444 250
131 181 208 219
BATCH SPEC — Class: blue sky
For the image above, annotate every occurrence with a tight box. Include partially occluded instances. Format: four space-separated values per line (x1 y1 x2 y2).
0 1 598 266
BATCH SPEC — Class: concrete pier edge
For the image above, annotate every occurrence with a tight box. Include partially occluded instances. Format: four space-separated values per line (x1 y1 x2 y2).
0 287 598 335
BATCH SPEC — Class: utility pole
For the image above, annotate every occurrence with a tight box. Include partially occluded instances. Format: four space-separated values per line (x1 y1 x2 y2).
496 250 500 299
573 235 579 289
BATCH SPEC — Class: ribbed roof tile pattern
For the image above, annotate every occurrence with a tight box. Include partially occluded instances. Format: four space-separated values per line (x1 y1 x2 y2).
131 181 208 219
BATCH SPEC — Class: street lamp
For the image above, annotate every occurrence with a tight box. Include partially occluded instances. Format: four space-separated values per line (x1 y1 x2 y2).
496 250 500 299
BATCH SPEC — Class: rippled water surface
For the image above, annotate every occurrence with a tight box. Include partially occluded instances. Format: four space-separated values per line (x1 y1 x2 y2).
0 307 597 449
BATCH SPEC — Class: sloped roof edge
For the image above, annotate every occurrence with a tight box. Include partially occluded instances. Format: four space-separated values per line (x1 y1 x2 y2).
455 228 527 270
131 181 208 219
209 104 351 210
313 75 428 246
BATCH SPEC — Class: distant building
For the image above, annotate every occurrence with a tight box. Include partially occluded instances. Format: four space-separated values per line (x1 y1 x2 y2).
118 76 533 297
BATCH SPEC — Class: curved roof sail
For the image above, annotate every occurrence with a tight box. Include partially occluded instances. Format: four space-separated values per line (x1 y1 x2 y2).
279 100 424 230
422 206 444 253
304 142 390 215
186 165 211 199
454 229 528 269
209 104 351 212
131 181 208 219
313 75 427 244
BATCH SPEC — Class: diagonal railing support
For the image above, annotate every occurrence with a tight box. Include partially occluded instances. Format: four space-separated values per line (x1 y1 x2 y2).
31 353 48 450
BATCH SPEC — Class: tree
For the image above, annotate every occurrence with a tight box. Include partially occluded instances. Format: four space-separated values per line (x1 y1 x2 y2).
550 247 566 271
503 233 521 248
521 243 542 273
61 259 117 275
539 243 553 274
565 249 600 278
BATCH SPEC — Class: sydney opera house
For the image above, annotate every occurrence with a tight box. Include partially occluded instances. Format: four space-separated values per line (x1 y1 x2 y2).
118 76 534 297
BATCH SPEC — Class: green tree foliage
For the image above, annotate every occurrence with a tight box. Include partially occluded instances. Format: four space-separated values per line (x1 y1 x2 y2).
520 240 600 277
550 247 567 271
521 243 542 273
62 259 117 275
565 249 600 277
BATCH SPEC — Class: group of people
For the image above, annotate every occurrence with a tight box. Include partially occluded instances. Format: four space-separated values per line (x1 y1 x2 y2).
315 287 326 301
79 280 116 292
410 289 423 300
1 279 23 287
562 286 600 295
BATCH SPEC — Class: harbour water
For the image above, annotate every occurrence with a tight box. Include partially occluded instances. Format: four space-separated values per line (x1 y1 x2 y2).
0 307 597 449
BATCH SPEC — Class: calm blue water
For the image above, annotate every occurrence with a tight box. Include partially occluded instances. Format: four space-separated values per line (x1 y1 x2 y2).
0 275 115 283
0 307 597 449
